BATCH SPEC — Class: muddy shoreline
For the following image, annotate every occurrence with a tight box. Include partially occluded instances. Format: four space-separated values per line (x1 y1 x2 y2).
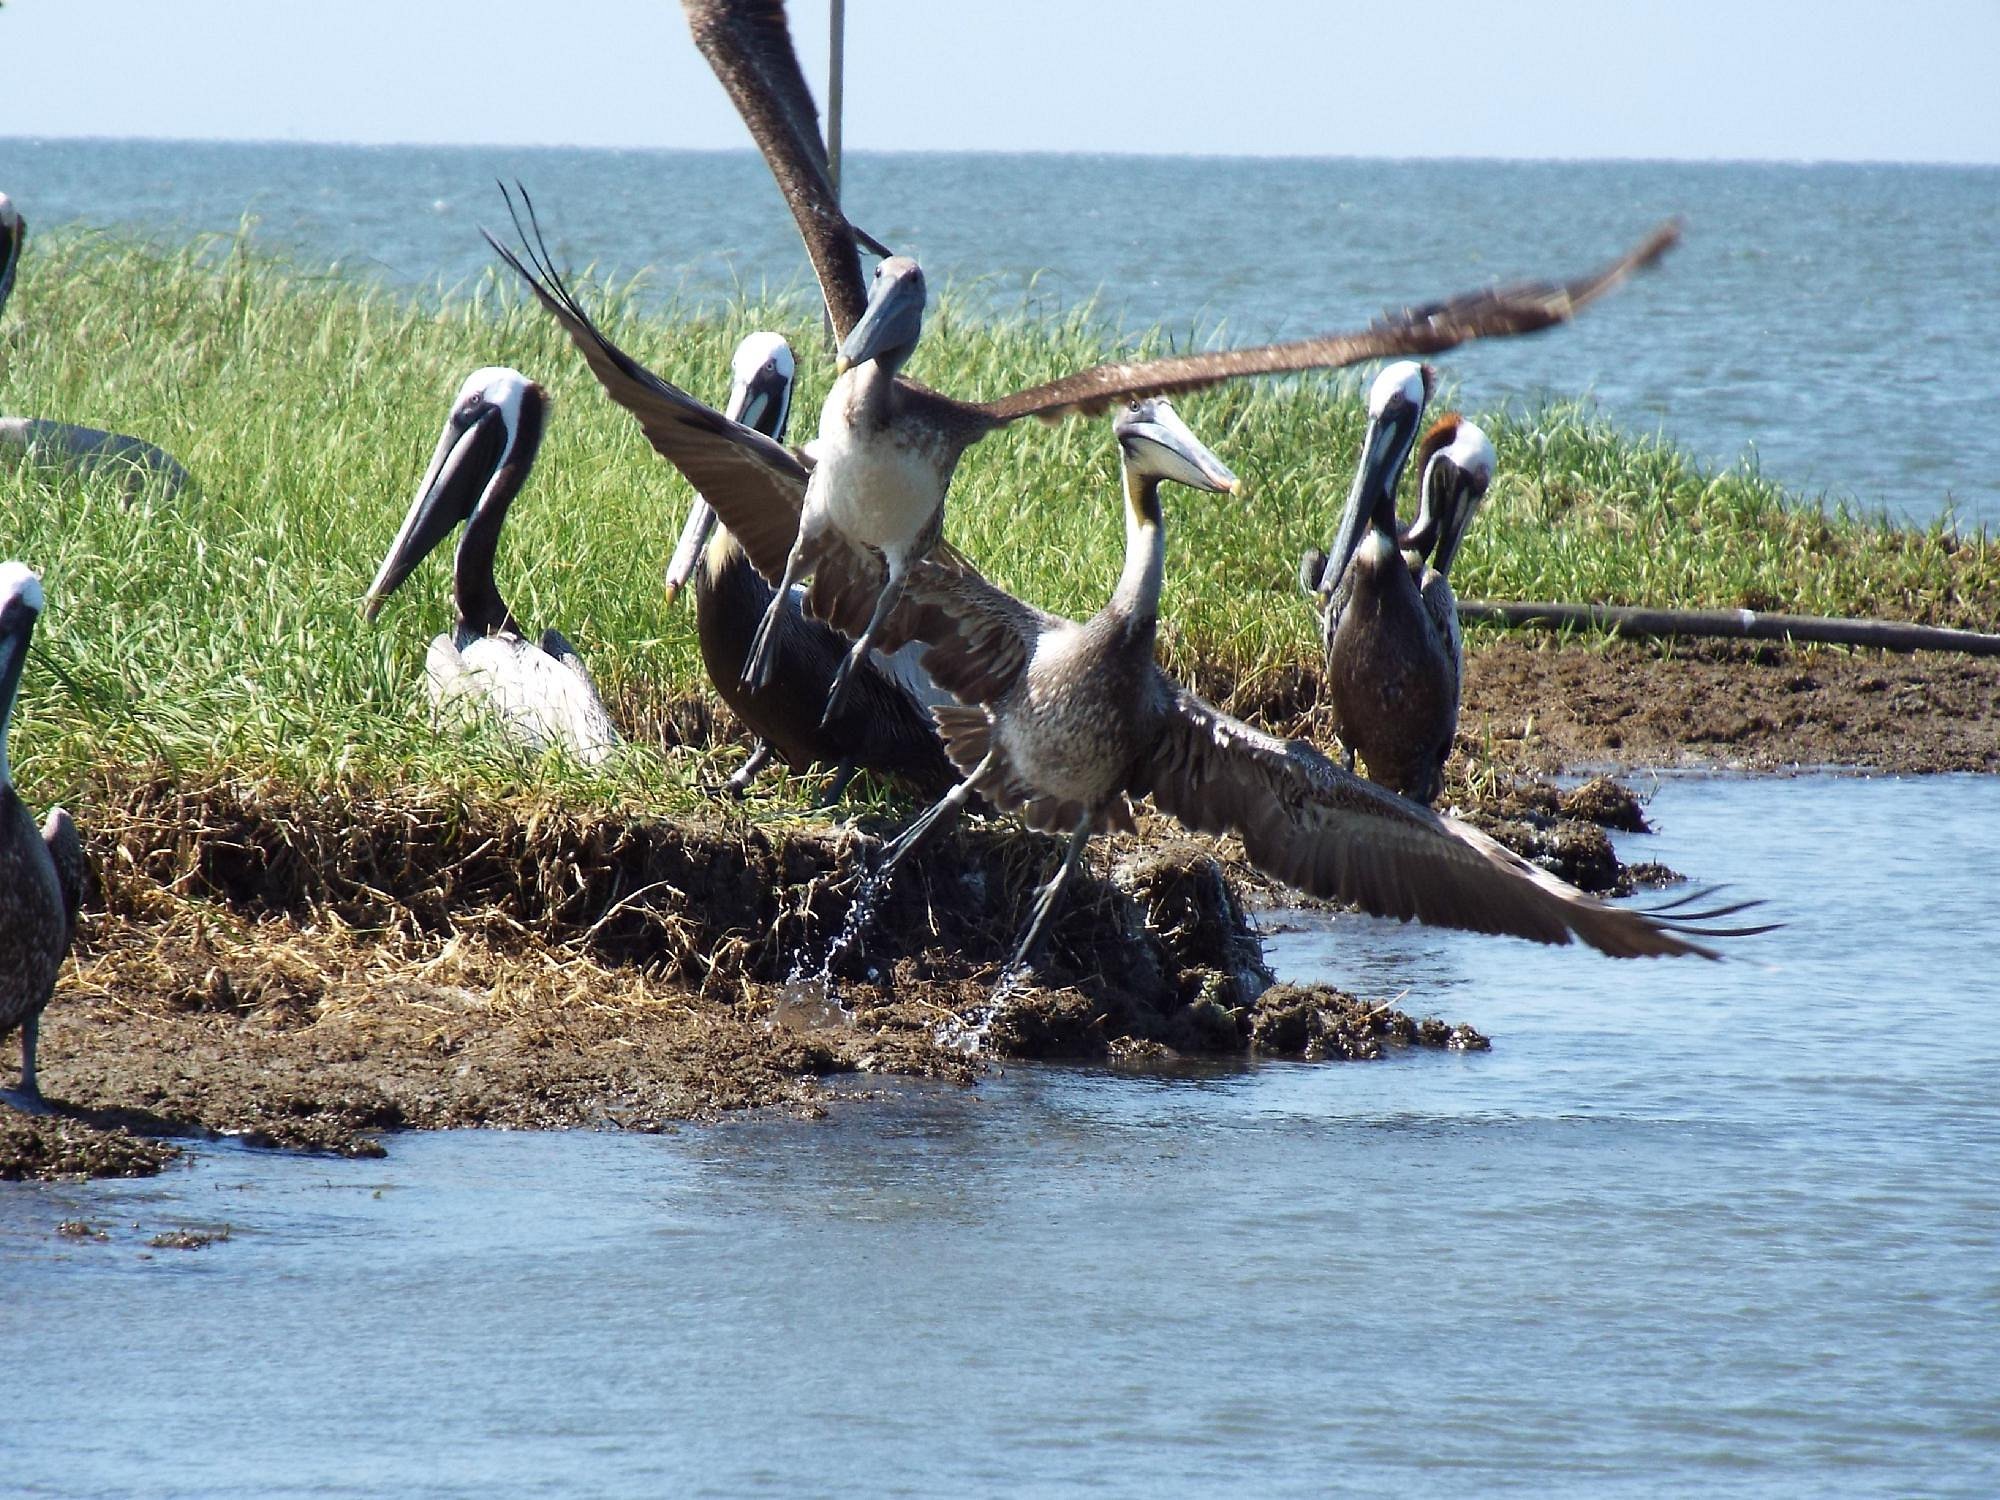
7 639 1995 1178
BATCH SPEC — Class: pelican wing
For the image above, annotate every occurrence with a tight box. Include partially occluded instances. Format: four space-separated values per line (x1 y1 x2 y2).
903 559 1058 706
682 0 879 338
40 807 83 952
972 222 1681 424
798 541 1057 706
484 198 809 586
1144 687 1748 959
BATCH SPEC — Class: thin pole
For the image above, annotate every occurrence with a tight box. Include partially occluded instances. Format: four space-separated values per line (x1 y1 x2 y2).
827 0 845 201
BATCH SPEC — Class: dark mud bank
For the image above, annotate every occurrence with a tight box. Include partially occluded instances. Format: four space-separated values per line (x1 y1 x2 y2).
6 765 1662 1175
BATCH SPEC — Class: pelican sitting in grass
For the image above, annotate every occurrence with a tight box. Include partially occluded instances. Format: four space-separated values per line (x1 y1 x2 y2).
0 192 192 501
664 332 958 803
1302 365 1494 805
364 367 619 766
841 402 1766 980
0 562 83 1108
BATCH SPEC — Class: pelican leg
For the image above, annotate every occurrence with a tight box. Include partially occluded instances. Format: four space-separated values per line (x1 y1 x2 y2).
742 538 811 694
724 741 775 797
875 760 986 881
814 758 859 809
823 761 987 973
999 815 1095 985
4 1016 48 1113
820 560 907 730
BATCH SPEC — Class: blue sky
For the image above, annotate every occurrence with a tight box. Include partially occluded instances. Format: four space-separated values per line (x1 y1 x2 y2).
3 0 1996 163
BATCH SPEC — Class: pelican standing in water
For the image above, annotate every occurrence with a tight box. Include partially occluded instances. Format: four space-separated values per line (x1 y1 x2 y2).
842 402 1765 979
0 563 83 1107
0 193 192 500
663 332 958 803
1303 365 1494 805
364 368 619 765
562 1 1680 732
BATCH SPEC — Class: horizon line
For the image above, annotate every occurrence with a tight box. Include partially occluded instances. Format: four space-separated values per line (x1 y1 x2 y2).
2 133 1997 172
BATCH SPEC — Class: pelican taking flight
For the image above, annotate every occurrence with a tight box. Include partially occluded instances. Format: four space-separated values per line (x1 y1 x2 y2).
663 332 959 803
807 404 1766 978
1302 366 1495 804
364 367 620 766
0 193 192 501
0 563 83 1107
651 0 1682 730
488 189 1677 736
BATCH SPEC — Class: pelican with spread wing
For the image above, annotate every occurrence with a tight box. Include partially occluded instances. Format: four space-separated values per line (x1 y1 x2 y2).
664 332 958 803
651 0 1681 730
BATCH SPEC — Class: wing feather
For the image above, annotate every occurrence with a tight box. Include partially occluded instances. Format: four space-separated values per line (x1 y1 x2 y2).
1144 688 1747 959
484 190 808 587
682 0 877 337
974 221 1681 424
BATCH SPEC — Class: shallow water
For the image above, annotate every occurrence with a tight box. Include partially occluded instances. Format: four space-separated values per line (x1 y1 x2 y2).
6 773 1999 1497
2 140 1996 526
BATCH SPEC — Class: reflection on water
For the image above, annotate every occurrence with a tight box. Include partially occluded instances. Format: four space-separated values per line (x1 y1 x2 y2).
4 775 1999 1498
1 140 1994 526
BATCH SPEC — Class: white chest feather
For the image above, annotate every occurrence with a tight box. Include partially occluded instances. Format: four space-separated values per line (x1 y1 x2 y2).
806 373 947 554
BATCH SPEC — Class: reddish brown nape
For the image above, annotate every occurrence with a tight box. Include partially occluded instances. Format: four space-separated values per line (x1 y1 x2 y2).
1413 412 1463 478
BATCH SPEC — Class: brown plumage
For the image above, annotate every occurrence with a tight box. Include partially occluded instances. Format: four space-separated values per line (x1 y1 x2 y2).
485 191 1675 710
669 1 1678 728
1 563 81 1106
845 405 1768 977
1324 411 1494 805
669 333 960 803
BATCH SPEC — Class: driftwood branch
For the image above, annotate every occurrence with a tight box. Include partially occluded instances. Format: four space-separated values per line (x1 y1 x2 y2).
1457 599 2000 659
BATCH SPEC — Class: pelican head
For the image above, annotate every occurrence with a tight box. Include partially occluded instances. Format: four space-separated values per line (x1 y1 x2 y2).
1414 416 1495 578
363 367 547 620
1115 398 1241 496
727 331 797 440
0 561 45 783
835 256 926 376
0 193 22 317
1358 360 1433 523
665 334 797 605
1319 360 1434 594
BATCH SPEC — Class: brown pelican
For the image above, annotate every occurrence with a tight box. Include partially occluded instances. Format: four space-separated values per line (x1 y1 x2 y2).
0 563 83 1108
0 193 191 501
663 331 959 803
677 1 1679 729
488 188 1677 719
363 367 620 766
1304 372 1494 805
840 400 1763 978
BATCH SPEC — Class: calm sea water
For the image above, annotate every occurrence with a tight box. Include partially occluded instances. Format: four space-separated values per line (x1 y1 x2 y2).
1 139 1995 527
7 774 1998 1498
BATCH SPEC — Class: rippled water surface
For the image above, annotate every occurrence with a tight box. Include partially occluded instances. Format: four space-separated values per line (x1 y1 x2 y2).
2 140 1995 525
6 774 1999 1497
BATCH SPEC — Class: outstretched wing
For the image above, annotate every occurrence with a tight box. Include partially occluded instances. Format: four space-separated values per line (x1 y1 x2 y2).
683 0 881 338
1144 687 1769 959
484 188 809 583
973 221 1682 424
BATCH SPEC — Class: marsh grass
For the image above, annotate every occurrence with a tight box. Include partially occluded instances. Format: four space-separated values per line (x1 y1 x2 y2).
2 227 1993 813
